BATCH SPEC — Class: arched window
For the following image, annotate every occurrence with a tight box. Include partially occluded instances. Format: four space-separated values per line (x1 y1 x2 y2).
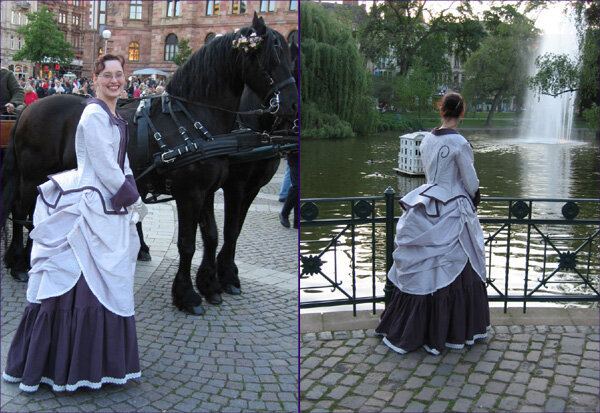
164 33 178 61
128 41 140 62
205 32 216 45
287 30 298 46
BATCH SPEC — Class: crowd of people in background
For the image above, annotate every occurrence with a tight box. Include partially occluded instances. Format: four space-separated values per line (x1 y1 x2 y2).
15 74 167 107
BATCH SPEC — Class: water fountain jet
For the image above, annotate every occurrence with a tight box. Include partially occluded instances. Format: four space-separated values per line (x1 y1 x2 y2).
520 5 579 143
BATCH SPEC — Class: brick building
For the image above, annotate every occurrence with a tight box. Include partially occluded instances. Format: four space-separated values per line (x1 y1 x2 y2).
1 1 89 80
2 1 298 81
83 0 298 79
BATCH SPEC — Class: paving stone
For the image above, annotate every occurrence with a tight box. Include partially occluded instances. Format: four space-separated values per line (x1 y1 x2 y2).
475 393 498 410
451 398 473 412
438 386 461 400
428 400 450 412
390 390 413 408
506 382 527 397
497 396 520 411
338 395 367 410
545 397 567 412
485 380 507 394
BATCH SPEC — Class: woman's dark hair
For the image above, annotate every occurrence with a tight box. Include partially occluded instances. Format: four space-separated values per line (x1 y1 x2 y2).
439 92 465 118
93 54 125 76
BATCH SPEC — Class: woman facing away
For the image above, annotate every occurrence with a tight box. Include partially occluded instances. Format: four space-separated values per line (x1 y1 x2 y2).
376 92 490 355
2 54 148 392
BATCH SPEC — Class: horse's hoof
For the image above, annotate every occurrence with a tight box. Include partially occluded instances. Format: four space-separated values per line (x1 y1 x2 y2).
206 293 223 305
137 250 151 261
173 299 205 316
223 284 241 295
188 304 205 315
11 271 28 283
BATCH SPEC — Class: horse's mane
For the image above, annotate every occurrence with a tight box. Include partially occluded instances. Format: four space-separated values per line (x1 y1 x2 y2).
166 24 285 102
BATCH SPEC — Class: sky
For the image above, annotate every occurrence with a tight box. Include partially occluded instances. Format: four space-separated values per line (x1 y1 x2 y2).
321 1 576 35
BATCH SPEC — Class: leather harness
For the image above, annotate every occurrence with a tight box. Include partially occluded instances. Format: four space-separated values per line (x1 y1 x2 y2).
132 93 297 183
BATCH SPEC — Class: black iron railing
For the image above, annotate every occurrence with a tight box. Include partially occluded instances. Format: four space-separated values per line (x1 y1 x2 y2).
299 188 600 314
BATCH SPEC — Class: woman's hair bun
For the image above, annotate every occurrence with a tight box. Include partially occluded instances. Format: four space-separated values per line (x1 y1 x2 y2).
440 92 465 118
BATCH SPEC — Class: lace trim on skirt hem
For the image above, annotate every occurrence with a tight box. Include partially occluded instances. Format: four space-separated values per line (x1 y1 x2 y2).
3 371 141 392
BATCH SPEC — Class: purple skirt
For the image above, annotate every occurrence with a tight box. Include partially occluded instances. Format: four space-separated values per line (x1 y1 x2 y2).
2 276 140 392
376 261 490 355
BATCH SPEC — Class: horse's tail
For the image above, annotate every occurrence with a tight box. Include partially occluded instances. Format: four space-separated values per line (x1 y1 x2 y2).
1 116 21 228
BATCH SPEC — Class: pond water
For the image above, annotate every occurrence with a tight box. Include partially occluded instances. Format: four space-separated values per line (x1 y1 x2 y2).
300 127 600 311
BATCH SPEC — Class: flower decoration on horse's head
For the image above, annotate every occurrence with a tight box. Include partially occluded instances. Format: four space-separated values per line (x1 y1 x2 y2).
232 31 263 53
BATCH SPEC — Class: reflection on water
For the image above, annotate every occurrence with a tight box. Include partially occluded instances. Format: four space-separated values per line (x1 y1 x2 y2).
300 129 600 310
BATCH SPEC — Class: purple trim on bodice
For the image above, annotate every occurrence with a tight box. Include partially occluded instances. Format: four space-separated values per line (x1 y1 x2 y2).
37 172 128 215
86 98 129 171
431 128 459 136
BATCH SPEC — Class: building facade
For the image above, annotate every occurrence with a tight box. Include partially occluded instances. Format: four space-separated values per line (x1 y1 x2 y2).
84 0 298 79
2 1 298 80
1 1 39 79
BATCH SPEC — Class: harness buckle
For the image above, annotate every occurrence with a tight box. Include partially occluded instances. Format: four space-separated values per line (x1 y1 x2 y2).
268 92 281 115
178 126 188 136
153 132 163 141
161 150 177 164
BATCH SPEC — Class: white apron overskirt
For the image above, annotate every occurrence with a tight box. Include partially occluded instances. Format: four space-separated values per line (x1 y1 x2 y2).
26 170 139 316
387 189 486 295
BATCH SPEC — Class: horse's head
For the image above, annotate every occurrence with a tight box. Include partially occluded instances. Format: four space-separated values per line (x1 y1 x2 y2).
234 13 298 123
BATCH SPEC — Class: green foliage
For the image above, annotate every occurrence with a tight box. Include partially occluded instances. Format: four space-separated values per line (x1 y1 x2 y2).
375 113 422 133
582 103 599 131
302 102 355 139
528 53 579 98
359 1 486 76
462 5 538 125
172 38 193 67
301 3 377 139
393 66 437 120
13 6 75 67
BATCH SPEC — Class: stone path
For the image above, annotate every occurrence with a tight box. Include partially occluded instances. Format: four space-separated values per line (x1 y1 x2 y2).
300 309 600 413
1 160 299 412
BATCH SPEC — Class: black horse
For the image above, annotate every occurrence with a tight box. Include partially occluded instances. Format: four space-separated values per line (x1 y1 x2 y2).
1 14 297 315
206 42 299 295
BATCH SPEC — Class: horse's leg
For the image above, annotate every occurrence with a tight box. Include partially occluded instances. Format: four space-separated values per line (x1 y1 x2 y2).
136 222 151 261
196 192 223 305
171 196 205 316
217 184 262 295
9 182 38 282
5 208 28 282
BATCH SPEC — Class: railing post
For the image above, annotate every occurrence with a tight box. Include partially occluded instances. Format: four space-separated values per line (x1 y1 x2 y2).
384 187 396 307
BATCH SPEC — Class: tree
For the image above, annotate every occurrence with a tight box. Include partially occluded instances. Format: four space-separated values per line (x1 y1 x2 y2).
462 5 539 126
393 65 437 121
301 2 377 138
526 1 599 124
172 38 193 67
359 1 485 76
13 6 75 70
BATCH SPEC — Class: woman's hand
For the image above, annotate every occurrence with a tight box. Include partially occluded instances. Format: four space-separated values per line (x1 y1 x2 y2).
130 197 148 222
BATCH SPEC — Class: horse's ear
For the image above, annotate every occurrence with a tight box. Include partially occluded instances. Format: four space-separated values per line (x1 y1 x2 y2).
252 11 267 35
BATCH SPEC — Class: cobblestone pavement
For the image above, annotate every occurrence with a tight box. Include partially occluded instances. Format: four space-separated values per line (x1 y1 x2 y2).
300 322 600 413
1 161 300 412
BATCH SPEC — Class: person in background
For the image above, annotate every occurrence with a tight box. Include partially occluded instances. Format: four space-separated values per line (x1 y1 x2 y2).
279 150 298 229
278 165 291 203
23 84 38 106
1 67 25 115
375 92 489 356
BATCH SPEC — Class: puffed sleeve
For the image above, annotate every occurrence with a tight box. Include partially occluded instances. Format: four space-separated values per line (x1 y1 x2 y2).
80 109 139 209
455 140 480 199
